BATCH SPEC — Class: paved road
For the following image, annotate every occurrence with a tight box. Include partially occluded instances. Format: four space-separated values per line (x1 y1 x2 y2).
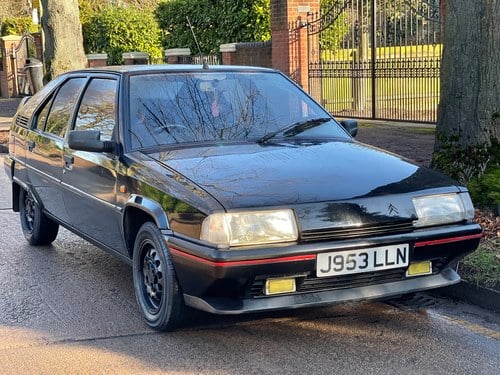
0 158 499 374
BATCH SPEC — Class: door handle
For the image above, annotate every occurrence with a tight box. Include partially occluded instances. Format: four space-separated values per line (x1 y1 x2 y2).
63 155 74 170
27 140 35 152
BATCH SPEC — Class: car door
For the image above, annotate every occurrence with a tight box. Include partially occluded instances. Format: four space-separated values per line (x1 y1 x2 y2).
26 77 87 223
60 76 126 253
9 76 66 184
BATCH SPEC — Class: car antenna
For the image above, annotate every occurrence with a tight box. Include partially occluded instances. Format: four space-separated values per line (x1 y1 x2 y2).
186 16 209 70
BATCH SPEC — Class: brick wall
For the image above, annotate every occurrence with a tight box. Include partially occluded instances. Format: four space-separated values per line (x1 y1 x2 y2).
221 41 272 68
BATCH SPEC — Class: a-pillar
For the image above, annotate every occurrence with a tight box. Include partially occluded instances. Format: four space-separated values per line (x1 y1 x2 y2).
0 35 23 98
271 0 319 91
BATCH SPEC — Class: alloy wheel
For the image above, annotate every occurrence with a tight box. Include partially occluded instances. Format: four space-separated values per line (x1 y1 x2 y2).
23 192 36 233
141 243 164 313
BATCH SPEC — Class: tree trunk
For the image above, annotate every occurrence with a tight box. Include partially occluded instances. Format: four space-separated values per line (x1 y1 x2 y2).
41 0 87 80
432 0 499 183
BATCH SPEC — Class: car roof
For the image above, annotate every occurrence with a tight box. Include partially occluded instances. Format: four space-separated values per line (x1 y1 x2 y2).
71 64 278 75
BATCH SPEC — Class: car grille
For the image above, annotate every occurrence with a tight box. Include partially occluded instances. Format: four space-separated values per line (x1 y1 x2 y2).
249 268 408 298
15 115 30 128
300 221 414 242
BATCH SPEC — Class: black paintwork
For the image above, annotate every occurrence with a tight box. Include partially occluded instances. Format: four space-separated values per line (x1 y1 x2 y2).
3 65 482 315
148 140 458 207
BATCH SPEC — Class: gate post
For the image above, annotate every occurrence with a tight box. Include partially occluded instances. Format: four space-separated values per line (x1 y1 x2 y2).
271 0 319 90
352 4 369 112
0 35 23 98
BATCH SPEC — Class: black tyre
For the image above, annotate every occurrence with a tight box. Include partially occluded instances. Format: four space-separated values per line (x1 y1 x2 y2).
132 222 186 331
19 188 59 246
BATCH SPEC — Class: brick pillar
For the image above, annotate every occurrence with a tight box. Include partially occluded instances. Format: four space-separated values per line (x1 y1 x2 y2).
220 43 237 65
0 35 23 98
164 48 191 64
87 54 108 68
271 0 319 91
122 52 149 65
33 32 43 61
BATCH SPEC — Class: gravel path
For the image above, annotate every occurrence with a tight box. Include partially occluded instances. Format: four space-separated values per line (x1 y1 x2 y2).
356 124 435 167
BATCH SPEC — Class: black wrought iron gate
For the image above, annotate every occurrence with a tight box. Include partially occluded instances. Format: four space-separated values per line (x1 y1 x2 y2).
307 0 442 123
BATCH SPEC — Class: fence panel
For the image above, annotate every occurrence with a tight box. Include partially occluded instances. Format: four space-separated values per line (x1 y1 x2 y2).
307 0 442 123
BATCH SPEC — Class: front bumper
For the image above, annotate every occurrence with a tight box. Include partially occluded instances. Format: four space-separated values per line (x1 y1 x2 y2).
167 223 482 314
184 268 460 314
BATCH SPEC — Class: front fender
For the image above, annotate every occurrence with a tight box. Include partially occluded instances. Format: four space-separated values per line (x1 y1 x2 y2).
3 155 13 180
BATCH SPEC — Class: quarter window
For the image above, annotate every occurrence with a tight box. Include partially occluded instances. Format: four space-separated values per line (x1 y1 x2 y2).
35 95 53 130
45 78 86 137
75 78 118 141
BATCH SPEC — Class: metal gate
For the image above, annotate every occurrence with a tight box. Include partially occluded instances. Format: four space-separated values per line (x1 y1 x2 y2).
307 0 442 123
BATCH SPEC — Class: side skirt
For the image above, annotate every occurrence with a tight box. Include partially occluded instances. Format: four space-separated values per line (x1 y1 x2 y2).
44 210 132 265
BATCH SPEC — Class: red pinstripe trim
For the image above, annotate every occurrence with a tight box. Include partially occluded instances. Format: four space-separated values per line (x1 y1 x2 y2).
169 247 316 267
414 233 482 247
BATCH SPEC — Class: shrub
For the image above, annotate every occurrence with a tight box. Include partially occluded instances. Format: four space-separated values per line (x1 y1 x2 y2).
468 166 500 209
155 0 270 54
82 5 162 64
0 16 39 36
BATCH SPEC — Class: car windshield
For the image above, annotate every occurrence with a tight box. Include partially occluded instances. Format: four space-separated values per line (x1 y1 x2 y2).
128 71 349 149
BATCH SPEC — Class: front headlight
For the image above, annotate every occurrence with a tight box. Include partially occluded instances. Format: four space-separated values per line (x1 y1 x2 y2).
412 193 474 228
200 209 298 247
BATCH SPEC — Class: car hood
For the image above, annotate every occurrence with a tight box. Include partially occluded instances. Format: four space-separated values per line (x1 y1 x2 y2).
146 140 459 214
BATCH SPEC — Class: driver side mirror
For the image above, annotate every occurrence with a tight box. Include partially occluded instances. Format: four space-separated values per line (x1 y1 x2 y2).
68 130 115 153
340 119 358 138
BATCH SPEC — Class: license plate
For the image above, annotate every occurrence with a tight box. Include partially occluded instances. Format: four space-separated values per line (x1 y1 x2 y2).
316 244 409 277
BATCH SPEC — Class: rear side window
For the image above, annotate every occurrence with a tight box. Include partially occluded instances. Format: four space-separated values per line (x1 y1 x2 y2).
44 78 86 137
74 78 118 141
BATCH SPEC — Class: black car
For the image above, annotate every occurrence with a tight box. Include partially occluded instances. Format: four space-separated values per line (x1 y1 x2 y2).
4 65 482 331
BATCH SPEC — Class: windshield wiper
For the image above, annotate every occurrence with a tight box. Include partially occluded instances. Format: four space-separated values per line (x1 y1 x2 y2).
257 117 332 144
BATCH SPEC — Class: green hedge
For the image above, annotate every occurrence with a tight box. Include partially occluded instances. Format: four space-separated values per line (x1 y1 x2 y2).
0 16 39 36
82 6 162 65
467 141 500 208
155 0 270 54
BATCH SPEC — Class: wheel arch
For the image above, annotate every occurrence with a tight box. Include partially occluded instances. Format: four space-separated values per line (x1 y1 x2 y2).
12 178 37 213
123 195 170 259
11 181 21 212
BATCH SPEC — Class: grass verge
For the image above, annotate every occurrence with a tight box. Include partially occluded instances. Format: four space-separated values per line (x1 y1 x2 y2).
458 240 500 290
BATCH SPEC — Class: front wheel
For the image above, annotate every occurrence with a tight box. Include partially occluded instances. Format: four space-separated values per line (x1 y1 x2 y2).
132 222 186 331
19 188 59 246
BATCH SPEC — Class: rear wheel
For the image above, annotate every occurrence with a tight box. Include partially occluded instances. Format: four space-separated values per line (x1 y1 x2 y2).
19 188 59 246
132 222 186 331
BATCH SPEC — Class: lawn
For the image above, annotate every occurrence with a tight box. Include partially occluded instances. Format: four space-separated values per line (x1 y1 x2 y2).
461 211 500 290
